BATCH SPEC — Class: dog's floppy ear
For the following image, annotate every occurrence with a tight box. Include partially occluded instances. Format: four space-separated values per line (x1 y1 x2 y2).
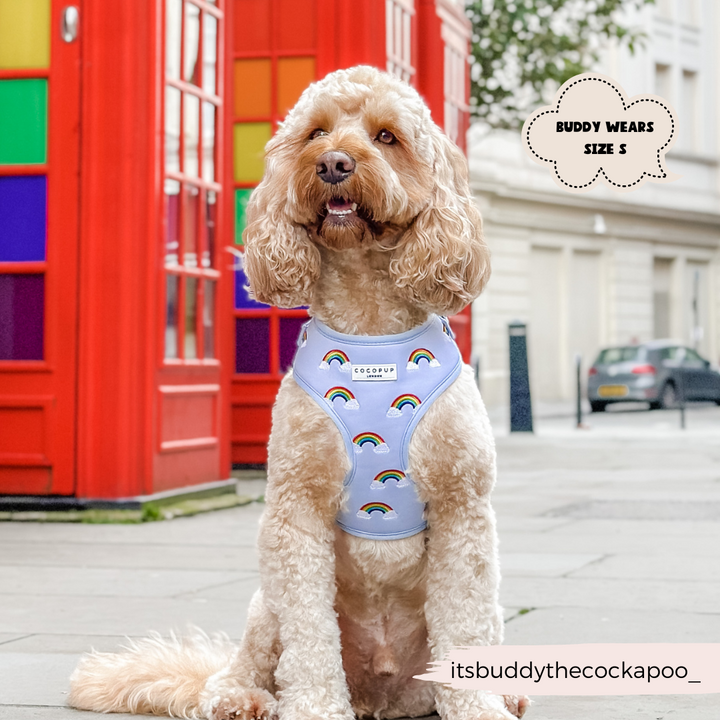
389 126 490 316
242 156 321 308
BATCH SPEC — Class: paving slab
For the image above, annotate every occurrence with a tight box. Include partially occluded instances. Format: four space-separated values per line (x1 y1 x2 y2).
0 707 119 719
0 541 259 572
503 606 720 644
500 575 720 614
0 593 257 637
568 553 720 581
0 566 256 598
527 695 717 720
0 634 205 655
499 553 603 578
0 652 77 706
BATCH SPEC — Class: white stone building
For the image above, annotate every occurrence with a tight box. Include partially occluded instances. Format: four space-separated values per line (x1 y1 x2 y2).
469 0 720 407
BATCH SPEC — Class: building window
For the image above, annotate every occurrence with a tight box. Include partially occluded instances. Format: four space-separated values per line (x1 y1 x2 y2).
386 0 414 83
163 0 222 362
681 69 698 152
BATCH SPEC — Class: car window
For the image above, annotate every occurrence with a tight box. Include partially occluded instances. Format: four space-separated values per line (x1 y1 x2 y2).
683 348 705 363
659 347 682 361
595 347 643 364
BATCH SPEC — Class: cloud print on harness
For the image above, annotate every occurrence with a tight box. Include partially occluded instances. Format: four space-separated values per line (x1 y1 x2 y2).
386 394 422 418
406 348 441 370
353 432 390 454
319 349 351 371
324 386 360 410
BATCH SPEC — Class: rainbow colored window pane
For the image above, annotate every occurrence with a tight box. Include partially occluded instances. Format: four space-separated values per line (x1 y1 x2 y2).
0 0 50 359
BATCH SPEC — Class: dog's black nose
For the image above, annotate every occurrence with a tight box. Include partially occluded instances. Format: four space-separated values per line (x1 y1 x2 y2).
316 151 356 184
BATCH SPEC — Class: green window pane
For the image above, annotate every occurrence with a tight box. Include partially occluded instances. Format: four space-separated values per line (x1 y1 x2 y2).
233 122 270 183
0 79 47 164
235 188 253 245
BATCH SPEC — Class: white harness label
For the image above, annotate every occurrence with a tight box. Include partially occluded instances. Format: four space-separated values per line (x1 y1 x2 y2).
351 364 397 381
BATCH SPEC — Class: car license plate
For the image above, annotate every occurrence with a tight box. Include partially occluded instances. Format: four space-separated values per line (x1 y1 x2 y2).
598 385 628 398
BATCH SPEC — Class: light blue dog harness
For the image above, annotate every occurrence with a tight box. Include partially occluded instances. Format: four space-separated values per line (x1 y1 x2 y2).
292 315 462 540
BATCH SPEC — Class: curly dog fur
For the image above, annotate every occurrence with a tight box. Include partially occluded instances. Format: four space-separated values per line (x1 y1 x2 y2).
69 66 528 720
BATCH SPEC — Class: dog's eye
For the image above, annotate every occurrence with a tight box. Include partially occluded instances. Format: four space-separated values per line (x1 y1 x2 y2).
310 129 328 140
376 129 396 145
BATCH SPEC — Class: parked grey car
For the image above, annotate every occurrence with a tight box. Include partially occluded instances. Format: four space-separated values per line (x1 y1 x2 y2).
587 340 720 412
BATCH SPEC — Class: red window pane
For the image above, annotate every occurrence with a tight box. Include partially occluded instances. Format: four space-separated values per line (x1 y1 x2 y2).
164 180 180 266
183 92 200 177
165 273 179 358
203 280 215 359
184 1 201 85
202 12 218 95
183 185 199 267
203 190 216 268
165 0 182 80
202 101 216 182
277 0 316 51
235 317 269 373
234 0 270 53
0 274 44 360
185 276 198 358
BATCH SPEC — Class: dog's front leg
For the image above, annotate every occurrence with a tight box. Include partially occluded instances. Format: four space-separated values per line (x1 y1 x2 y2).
411 369 527 720
259 376 354 720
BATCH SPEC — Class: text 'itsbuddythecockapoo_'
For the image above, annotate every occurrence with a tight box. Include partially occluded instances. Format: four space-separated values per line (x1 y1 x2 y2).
69 65 528 720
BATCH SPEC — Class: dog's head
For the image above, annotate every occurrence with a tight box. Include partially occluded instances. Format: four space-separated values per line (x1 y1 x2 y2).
243 66 489 316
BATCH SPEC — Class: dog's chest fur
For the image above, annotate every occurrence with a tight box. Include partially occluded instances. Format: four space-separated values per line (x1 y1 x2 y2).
333 528 435 718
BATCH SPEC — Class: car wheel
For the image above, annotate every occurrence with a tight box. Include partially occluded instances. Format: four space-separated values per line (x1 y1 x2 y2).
649 400 661 410
590 401 607 413
660 383 677 409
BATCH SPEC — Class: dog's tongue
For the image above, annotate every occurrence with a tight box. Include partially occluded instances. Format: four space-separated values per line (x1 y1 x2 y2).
328 197 354 212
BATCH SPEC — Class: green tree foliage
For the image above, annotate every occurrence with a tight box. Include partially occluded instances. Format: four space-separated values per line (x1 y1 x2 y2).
468 0 654 129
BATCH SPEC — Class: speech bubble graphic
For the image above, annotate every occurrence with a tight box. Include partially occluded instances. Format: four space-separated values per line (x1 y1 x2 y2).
522 73 679 193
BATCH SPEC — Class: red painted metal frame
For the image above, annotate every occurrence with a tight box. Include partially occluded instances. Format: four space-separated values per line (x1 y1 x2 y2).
74 0 229 499
230 0 473 466
0 0 82 496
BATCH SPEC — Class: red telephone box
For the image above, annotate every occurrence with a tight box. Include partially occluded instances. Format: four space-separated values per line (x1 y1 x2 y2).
230 0 473 465
0 0 472 500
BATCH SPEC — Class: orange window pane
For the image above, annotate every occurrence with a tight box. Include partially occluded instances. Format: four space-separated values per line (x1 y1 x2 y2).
277 57 315 118
277 0 316 51
234 58 271 118
234 0 270 53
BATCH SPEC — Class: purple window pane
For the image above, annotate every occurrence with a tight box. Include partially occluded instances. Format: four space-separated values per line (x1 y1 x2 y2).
279 316 308 372
235 317 269 373
0 274 44 360
234 267 266 309
0 176 47 262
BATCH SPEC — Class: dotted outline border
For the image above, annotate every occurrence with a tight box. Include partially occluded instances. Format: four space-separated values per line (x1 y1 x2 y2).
524 75 676 190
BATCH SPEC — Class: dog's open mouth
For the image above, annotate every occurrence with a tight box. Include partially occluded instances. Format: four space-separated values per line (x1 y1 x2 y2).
326 197 358 217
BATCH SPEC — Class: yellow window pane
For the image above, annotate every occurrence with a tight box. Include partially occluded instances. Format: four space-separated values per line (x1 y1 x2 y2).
234 122 271 183
0 0 50 69
234 58 271 118
277 57 315 118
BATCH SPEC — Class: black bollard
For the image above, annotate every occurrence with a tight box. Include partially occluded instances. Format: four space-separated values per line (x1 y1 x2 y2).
576 353 583 428
508 321 533 432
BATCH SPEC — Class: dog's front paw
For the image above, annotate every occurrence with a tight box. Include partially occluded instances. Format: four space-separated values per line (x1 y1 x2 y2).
202 687 276 720
502 695 530 718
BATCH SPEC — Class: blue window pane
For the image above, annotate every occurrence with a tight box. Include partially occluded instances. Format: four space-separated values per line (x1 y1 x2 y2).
234 266 267 309
0 176 46 261
235 317 269 373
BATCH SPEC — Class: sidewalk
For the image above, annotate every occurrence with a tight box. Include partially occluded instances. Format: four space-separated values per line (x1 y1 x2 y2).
1 424 719 719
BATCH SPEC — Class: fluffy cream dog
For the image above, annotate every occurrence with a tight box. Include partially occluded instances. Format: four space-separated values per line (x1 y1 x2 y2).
69 66 527 720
